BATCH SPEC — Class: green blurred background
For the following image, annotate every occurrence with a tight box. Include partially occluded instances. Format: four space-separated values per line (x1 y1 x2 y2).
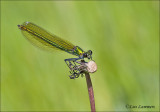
1 1 159 111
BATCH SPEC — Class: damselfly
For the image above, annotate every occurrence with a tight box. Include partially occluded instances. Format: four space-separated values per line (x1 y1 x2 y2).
18 22 93 79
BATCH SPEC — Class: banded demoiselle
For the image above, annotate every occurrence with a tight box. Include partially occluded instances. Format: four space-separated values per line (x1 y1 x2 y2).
18 22 93 79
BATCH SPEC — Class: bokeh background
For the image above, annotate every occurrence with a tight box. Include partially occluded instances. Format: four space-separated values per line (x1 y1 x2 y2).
1 1 159 111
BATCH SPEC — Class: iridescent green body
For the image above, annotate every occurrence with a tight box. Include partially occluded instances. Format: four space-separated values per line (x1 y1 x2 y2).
18 22 93 79
18 22 85 57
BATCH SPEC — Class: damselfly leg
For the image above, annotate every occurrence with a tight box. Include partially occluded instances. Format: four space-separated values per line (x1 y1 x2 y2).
65 58 87 79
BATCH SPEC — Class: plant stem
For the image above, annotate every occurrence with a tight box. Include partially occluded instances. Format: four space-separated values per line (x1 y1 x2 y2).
85 73 96 112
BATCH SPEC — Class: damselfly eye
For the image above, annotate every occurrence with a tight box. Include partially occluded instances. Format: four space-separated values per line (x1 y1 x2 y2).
88 50 92 55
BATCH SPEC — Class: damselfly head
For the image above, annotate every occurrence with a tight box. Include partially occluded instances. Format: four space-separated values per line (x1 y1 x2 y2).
83 50 92 60
87 50 92 55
